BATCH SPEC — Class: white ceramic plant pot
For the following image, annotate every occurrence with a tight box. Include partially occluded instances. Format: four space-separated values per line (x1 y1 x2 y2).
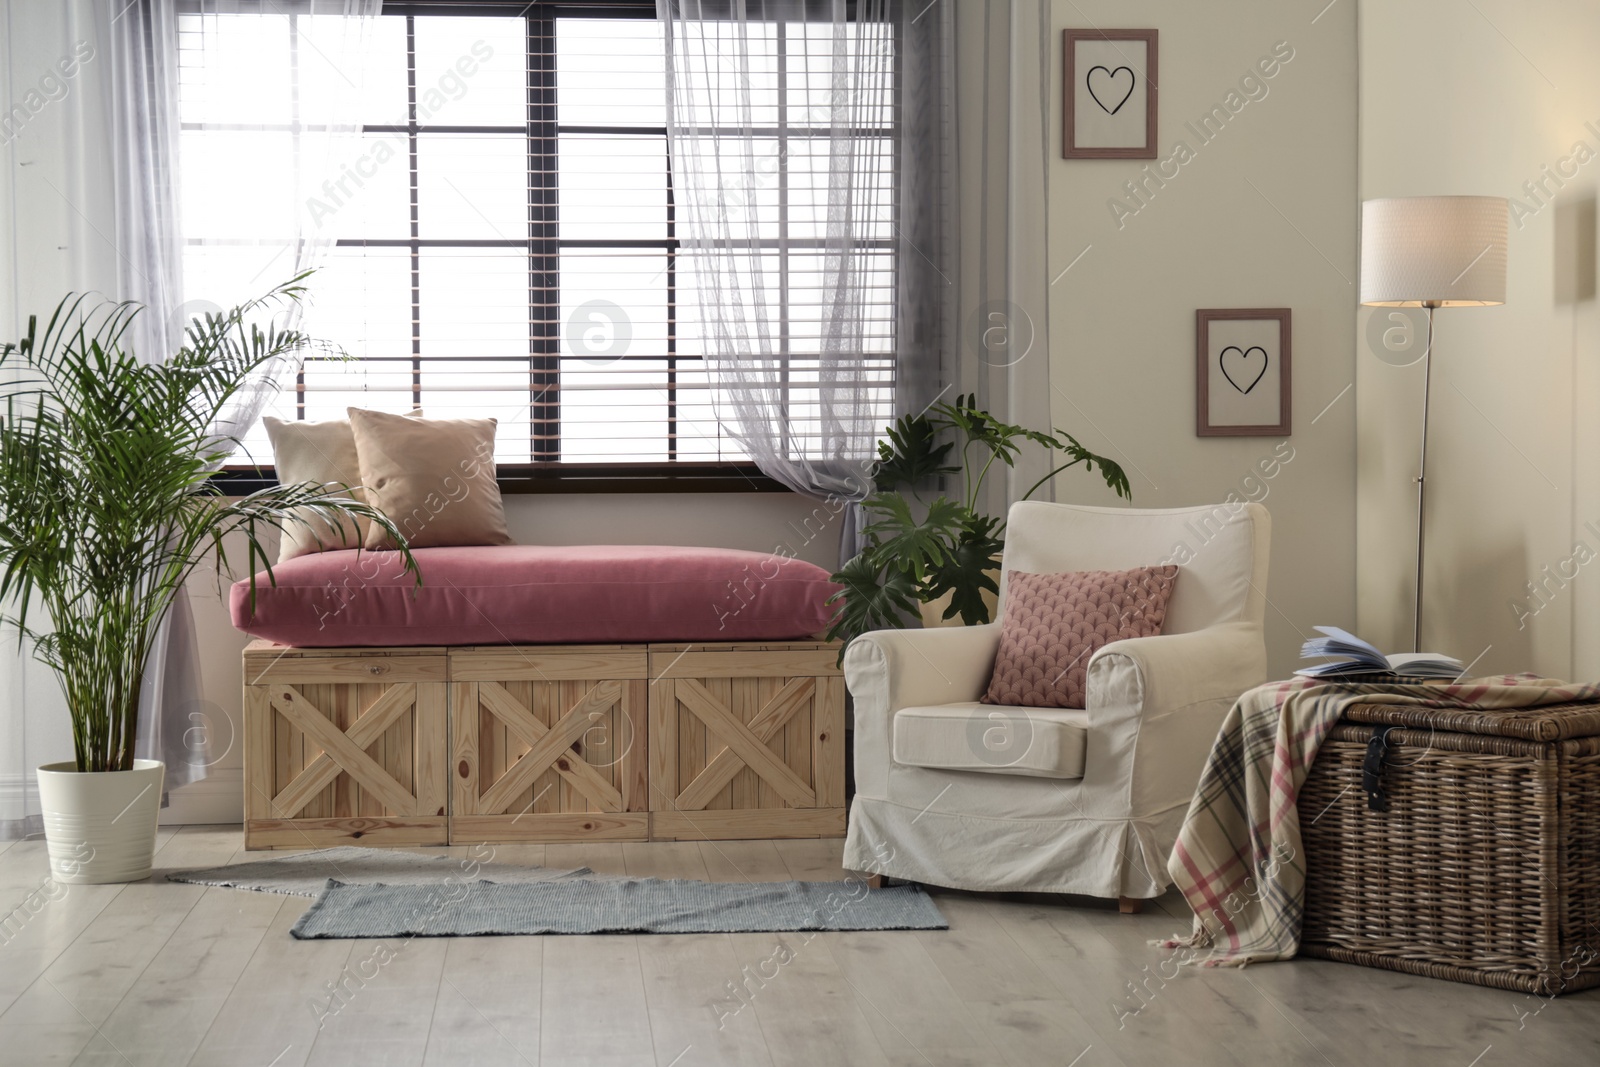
36 759 164 884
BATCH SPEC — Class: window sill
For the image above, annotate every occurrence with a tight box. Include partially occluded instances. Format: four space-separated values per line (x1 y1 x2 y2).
209 462 791 496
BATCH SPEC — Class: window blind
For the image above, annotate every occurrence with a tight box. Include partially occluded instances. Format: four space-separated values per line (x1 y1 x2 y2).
177 7 895 471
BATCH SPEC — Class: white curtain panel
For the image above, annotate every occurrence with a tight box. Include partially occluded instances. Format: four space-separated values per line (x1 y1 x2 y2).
659 0 898 510
0 0 380 836
135 0 382 798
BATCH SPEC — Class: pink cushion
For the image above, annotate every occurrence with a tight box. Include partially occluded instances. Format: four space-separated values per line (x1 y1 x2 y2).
982 566 1179 709
230 545 842 647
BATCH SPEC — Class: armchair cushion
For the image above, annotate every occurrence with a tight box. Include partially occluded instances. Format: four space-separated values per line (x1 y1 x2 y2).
983 565 1178 708
893 703 1087 779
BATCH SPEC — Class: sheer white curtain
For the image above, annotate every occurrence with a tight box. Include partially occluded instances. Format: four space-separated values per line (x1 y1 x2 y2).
0 0 380 836
660 0 898 519
133 0 382 798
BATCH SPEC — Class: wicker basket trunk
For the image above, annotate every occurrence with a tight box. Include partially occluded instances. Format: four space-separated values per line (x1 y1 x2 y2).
1297 700 1600 995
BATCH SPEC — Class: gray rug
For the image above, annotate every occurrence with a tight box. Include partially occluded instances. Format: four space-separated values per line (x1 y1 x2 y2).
166 846 591 898
290 877 948 938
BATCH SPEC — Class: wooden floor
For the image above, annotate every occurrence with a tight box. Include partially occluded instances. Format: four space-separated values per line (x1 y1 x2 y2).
0 827 1595 1066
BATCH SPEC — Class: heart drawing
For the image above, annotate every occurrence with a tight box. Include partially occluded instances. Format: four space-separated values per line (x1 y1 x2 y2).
1219 346 1269 394
1086 65 1136 115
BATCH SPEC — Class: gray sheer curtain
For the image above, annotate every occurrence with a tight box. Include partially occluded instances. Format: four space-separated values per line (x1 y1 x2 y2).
958 0 1055 515
659 0 904 528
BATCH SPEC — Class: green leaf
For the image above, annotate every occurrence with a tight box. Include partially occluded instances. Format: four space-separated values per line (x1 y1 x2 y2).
921 514 1003 625
873 411 957 491
862 494 966 576
1054 431 1132 501
823 551 920 658
931 393 1029 466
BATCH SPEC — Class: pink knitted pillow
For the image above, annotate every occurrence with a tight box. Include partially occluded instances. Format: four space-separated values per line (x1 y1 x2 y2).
982 566 1180 709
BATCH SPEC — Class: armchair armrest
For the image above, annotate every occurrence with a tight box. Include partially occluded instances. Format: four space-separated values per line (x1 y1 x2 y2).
1085 621 1266 725
1079 621 1266 820
843 623 1002 714
843 624 1001 801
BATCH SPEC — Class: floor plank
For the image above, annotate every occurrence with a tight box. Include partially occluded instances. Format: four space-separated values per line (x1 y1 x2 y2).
76 883 281 1067
422 936 543 1067
772 837 850 882
8 881 210 1027
539 934 654 1067
543 843 626 878
186 895 332 1067
636 932 775 1067
825 928 997 1059
623 840 709 881
695 839 791 882
737 929 898 1067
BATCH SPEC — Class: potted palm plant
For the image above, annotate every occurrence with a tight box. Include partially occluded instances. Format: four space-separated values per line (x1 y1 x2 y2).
0 279 414 883
825 394 1130 649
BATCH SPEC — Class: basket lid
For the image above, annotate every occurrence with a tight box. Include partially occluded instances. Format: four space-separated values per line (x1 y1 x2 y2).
1341 700 1600 742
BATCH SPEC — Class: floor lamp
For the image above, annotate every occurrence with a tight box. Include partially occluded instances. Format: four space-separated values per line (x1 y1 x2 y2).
1360 196 1508 652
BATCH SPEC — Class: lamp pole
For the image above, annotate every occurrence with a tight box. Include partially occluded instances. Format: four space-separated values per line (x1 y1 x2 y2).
1413 303 1436 653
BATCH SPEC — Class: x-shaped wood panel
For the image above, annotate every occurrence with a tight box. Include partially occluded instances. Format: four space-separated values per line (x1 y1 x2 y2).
475 680 625 815
672 677 817 810
268 684 417 817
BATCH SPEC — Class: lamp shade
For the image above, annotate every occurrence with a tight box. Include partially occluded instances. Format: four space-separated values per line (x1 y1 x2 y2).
1360 196 1508 307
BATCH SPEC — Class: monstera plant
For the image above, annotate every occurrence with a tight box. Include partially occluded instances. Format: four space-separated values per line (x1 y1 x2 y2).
0 278 415 882
824 394 1130 649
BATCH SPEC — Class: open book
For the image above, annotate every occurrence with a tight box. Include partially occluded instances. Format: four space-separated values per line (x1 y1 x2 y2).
1295 626 1464 680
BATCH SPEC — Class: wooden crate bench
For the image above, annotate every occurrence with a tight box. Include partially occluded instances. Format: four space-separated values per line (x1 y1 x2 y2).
242 639 843 847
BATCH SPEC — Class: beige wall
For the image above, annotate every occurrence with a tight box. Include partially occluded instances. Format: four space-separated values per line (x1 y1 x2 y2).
1047 1 1360 676
1358 0 1600 681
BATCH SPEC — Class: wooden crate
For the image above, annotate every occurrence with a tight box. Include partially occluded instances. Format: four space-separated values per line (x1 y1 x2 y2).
243 643 449 849
242 638 845 846
647 643 845 841
449 647 650 843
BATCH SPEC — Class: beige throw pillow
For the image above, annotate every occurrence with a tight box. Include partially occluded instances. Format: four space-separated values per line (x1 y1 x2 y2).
347 408 513 550
265 410 421 563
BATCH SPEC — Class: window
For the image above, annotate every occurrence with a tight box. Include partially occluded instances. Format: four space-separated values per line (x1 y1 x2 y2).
177 2 896 486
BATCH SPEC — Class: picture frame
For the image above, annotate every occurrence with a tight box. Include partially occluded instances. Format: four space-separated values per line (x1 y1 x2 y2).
1062 29 1159 160
1195 308 1292 437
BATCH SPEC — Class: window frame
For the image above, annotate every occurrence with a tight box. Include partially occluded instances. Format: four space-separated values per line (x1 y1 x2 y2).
205 0 891 495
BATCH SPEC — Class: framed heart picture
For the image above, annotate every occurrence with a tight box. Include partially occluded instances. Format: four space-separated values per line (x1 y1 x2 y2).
1063 29 1158 160
1196 308 1292 437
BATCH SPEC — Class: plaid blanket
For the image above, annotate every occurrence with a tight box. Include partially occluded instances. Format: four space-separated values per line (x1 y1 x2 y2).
1161 673 1600 967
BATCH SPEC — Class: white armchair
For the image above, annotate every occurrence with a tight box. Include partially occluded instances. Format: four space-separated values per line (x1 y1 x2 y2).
842 500 1271 907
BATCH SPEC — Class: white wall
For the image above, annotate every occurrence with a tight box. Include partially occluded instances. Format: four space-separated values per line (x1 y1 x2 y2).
1047 1 1360 676
0 0 117 825
1358 0 1600 681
